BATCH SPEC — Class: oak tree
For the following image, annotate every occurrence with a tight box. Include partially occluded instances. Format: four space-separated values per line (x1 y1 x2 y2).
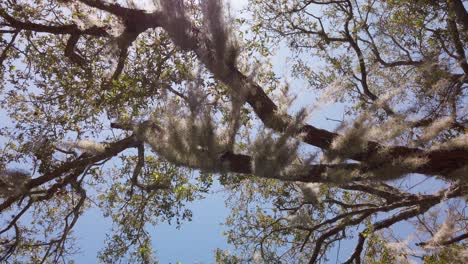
0 0 467 263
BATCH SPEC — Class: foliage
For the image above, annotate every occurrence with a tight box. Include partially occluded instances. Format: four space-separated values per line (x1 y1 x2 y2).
0 0 467 263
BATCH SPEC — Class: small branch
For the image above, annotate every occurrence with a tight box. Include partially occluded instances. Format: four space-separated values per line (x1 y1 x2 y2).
308 212 372 264
128 143 170 197
0 29 19 67
0 29 17 33
110 46 128 81
325 117 343 123
417 232 468 247
343 184 467 263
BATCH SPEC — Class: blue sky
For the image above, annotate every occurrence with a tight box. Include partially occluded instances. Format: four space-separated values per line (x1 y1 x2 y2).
74 184 232 263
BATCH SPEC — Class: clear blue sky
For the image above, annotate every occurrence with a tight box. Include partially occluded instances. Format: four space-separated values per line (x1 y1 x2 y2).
74 183 232 263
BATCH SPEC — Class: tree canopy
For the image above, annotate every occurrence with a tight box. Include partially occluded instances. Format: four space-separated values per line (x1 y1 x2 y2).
0 0 467 263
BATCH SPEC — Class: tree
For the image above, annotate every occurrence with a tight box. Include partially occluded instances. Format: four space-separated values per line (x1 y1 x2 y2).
0 0 467 263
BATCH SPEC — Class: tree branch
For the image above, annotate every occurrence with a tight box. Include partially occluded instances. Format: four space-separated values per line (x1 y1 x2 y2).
0 135 139 212
0 29 19 67
4 1 466 178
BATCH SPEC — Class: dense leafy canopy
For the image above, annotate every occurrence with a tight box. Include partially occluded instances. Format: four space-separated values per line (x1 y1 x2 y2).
0 0 467 263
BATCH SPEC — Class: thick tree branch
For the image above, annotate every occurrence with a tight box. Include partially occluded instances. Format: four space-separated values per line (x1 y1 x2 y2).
0 135 139 212
0 8 107 36
448 0 468 31
64 33 86 66
134 1 466 178
5 1 465 178
447 2 468 75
